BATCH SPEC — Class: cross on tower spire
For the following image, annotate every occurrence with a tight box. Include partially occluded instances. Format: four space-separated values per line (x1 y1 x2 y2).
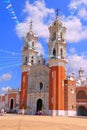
55 8 60 18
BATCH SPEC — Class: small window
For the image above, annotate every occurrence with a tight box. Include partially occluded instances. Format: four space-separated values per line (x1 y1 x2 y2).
31 56 34 65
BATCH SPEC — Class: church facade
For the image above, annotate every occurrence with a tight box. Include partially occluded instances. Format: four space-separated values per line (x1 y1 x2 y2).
0 15 87 116
20 15 76 116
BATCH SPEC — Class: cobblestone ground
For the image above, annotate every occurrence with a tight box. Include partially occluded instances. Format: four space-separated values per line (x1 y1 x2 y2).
0 114 87 130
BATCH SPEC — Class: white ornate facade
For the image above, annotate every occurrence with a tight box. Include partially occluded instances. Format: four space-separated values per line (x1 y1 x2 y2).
27 63 49 115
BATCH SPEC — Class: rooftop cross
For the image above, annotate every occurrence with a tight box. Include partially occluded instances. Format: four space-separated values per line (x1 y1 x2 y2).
55 8 60 18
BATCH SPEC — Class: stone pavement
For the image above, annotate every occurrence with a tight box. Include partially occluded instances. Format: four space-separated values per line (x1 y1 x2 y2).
0 114 87 130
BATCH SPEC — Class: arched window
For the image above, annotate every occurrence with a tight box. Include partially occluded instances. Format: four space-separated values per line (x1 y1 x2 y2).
40 82 43 90
53 48 56 58
76 90 86 99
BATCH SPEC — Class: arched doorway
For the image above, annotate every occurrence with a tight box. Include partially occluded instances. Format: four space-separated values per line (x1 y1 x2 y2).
36 99 42 112
10 99 14 110
77 106 87 116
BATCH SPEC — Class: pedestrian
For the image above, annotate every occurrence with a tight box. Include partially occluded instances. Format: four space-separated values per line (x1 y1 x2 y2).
38 111 40 115
1 108 4 116
40 110 42 115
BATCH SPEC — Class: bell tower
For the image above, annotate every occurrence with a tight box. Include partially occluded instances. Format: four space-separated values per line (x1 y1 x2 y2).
20 21 38 110
48 11 67 116
22 21 38 67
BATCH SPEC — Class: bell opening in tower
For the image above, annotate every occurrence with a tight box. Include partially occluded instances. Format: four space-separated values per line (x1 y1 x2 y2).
52 48 56 59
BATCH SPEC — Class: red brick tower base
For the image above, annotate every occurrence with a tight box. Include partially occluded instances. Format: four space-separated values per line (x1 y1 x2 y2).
49 65 65 116
20 71 28 110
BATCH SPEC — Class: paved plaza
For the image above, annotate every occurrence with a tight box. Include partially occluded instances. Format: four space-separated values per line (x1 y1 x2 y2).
0 114 87 130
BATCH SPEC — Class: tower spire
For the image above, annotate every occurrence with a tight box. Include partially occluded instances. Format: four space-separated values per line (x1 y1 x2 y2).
29 20 33 31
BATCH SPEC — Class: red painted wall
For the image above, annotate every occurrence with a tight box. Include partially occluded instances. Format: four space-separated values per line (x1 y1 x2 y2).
49 66 66 110
20 72 28 109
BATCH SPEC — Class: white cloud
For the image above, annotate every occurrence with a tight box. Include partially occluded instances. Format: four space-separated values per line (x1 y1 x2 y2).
64 0 87 42
82 0 87 4
69 47 76 54
69 0 87 10
69 0 87 20
1 86 12 92
0 73 12 82
67 53 87 75
16 0 55 39
65 16 87 43
78 7 87 20
0 86 12 94
37 42 44 56
69 0 82 10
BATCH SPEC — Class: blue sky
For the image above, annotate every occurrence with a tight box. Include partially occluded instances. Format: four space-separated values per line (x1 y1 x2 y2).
0 0 87 93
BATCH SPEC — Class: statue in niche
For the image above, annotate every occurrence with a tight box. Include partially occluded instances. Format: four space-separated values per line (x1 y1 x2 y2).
40 82 43 90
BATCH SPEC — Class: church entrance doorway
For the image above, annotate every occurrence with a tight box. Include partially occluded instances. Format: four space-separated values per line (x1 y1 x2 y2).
10 99 14 110
77 106 87 116
36 99 42 113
